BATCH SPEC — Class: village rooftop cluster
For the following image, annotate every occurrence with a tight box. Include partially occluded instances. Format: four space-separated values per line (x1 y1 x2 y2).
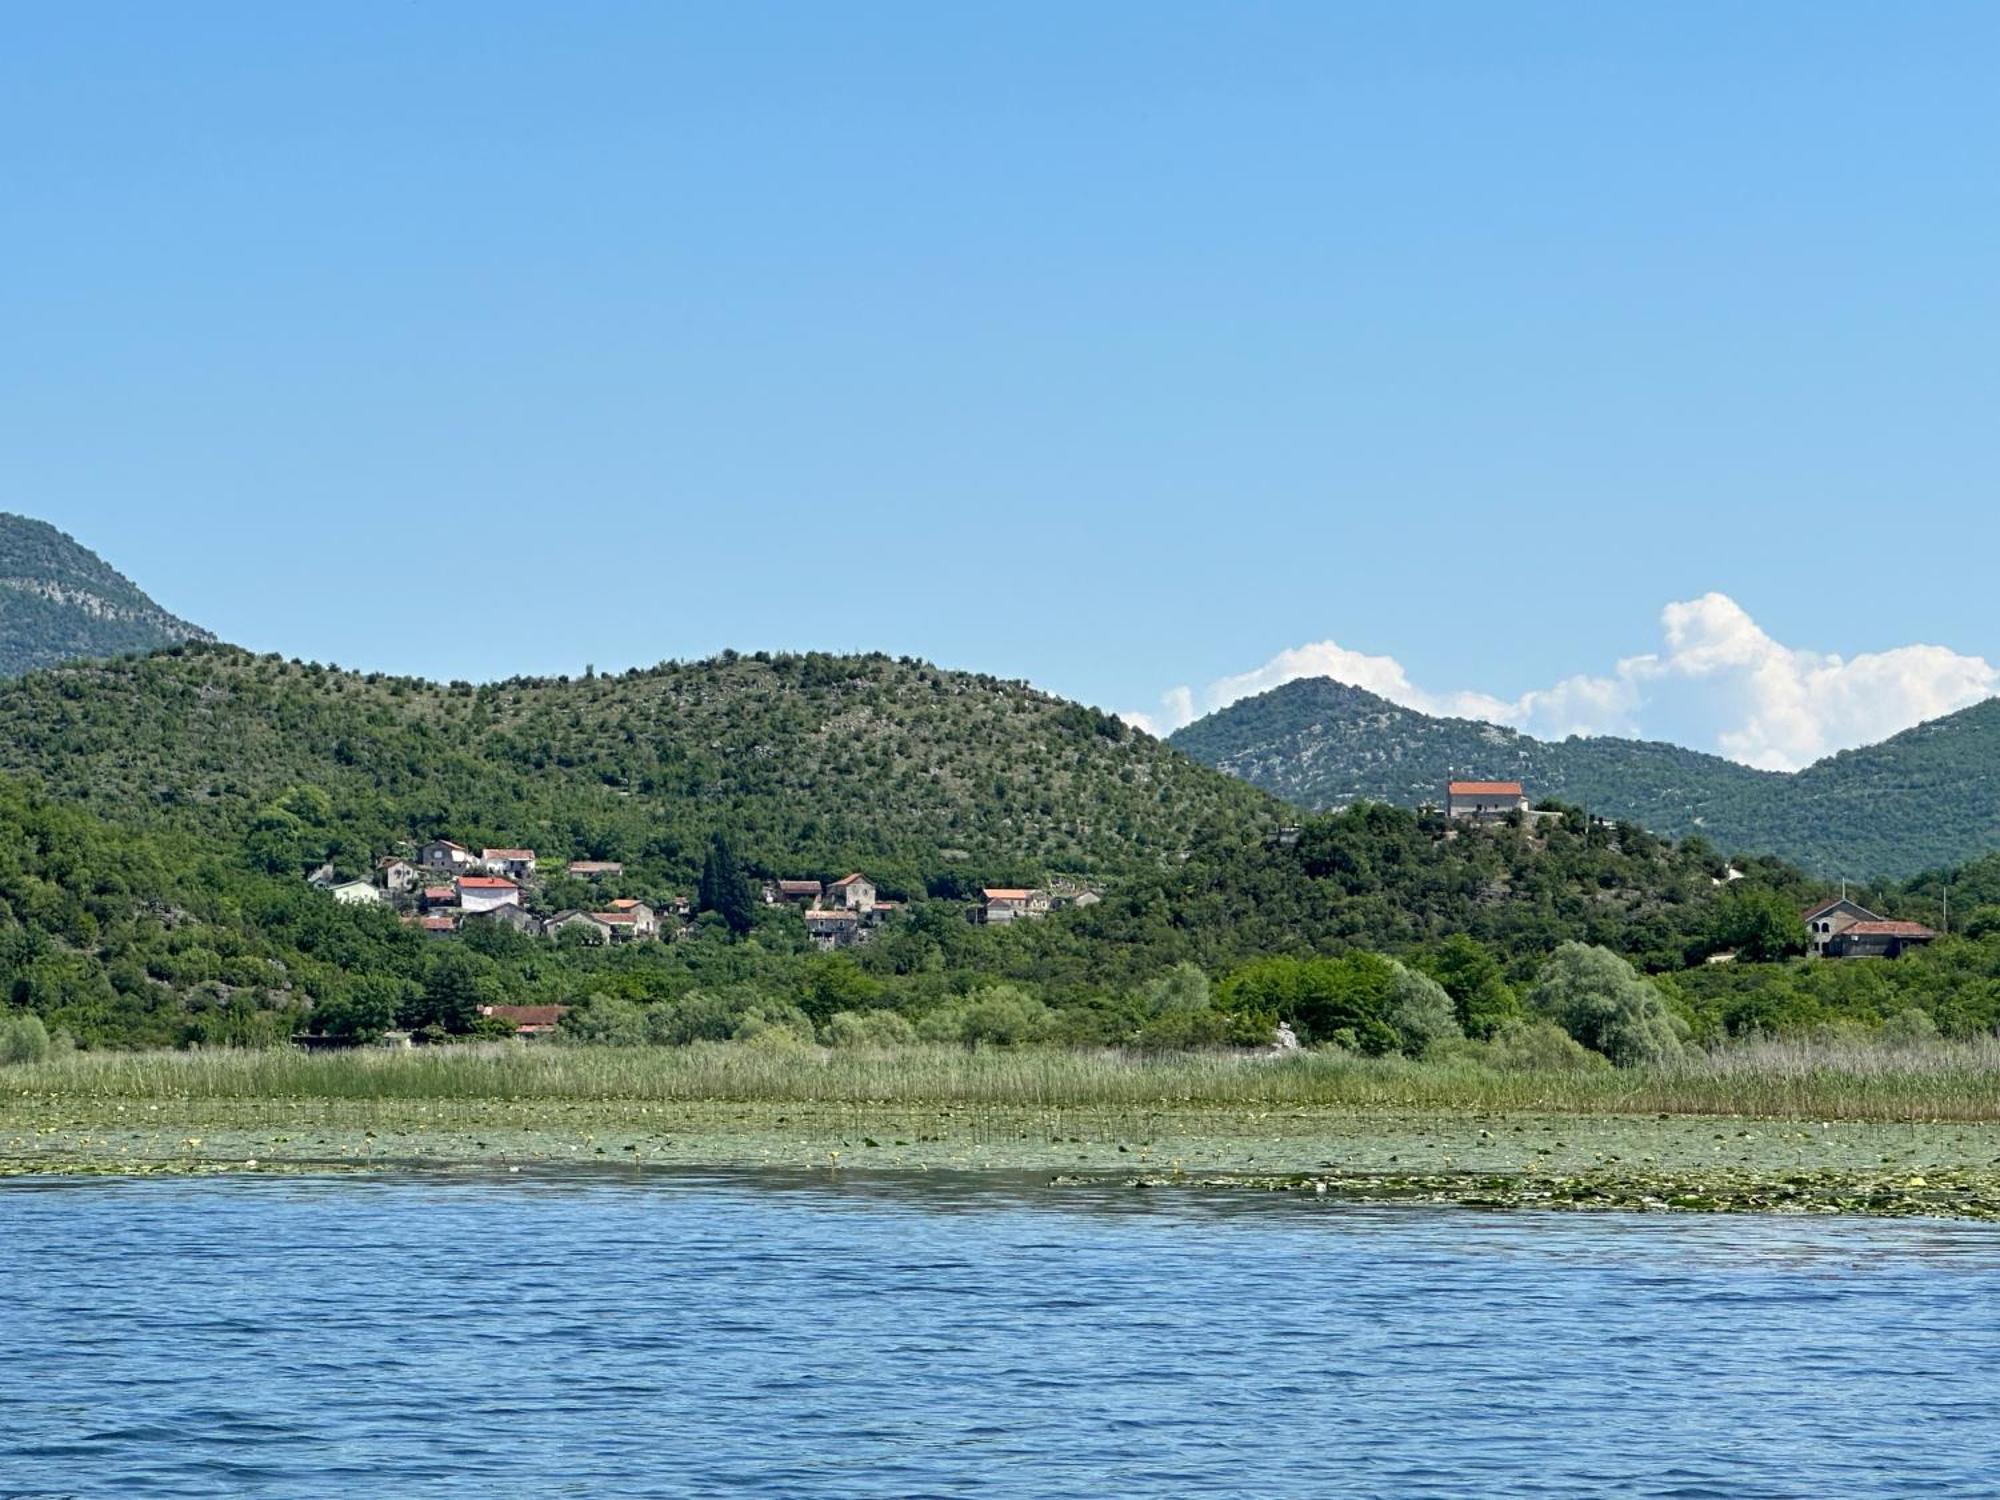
309 841 1096 951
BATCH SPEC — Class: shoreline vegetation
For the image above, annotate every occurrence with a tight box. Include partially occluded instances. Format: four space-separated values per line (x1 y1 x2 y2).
9 1039 2000 1219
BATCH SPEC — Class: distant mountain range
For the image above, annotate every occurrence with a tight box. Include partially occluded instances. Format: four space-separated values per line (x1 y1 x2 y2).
1169 677 2000 880
0 513 212 676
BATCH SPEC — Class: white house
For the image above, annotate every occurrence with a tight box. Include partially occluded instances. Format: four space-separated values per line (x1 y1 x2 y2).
481 848 538 880
328 879 383 907
1445 781 1529 821
378 857 419 893
456 875 522 914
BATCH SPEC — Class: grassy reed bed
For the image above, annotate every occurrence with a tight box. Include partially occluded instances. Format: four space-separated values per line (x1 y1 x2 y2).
10 1038 2000 1122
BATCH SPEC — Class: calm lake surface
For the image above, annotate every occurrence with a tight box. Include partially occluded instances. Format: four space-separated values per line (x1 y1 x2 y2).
5 1171 1999 1498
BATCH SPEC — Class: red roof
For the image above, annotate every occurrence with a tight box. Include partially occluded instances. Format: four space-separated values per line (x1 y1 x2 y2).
1841 921 1936 938
609 898 643 910
420 916 457 931
481 1004 568 1027
777 879 822 894
828 873 869 888
422 886 458 903
482 848 535 861
983 888 1036 901
458 876 518 890
595 910 636 925
1448 781 1524 797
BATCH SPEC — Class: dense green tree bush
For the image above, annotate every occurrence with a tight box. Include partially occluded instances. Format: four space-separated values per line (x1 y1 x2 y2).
1529 944 1688 1066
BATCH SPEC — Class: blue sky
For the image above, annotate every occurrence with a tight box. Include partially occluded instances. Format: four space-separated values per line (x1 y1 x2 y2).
5 4 1997 767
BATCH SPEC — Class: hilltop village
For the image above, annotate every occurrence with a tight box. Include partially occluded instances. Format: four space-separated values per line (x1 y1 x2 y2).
301 780 1934 968
307 840 1100 952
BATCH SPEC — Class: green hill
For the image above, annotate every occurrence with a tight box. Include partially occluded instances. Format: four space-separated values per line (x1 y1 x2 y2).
0 514 212 676
1169 677 2000 879
0 644 1276 893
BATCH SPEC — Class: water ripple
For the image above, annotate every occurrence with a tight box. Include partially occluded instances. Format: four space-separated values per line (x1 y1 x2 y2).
4 1171 2000 1496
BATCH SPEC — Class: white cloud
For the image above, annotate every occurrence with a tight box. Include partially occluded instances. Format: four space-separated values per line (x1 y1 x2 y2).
1126 592 1998 771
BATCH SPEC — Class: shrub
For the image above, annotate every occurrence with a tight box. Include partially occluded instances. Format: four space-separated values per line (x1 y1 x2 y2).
1481 1017 1609 1072
823 1010 918 1048
1385 964 1461 1058
0 1013 51 1065
1528 943 1688 1066
645 990 745 1045
559 994 647 1046
1878 1007 1940 1050
915 985 1055 1047
732 1002 815 1046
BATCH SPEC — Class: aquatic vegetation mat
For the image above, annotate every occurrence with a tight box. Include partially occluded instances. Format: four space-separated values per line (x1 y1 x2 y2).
1106 1166 2000 1221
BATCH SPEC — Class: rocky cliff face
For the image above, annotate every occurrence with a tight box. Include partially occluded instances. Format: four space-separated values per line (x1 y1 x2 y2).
0 514 213 676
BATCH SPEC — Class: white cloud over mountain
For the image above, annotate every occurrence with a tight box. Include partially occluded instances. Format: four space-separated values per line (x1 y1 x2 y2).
1123 593 1998 772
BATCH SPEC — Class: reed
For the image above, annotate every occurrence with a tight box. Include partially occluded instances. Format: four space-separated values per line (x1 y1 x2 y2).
9 1038 2000 1121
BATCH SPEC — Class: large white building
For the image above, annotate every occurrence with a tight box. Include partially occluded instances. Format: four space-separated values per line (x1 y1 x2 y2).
1445 780 1529 821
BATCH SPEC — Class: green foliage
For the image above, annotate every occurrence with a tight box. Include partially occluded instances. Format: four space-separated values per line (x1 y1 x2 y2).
0 1012 52 1064
1481 1017 1608 1072
915 985 1056 1047
823 1009 918 1048
1385 965 1460 1058
1529 943 1688 1066
1413 935 1521 1039
698 833 756 935
1709 884 1809 962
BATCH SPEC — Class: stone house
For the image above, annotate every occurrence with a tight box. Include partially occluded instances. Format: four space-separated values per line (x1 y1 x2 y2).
823 873 877 913
768 879 824 905
378 857 420 893
421 839 477 871
567 860 625 880
605 898 659 938
804 907 862 950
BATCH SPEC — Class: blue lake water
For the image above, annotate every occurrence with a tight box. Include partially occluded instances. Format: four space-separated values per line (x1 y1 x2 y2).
4 1171 1999 1498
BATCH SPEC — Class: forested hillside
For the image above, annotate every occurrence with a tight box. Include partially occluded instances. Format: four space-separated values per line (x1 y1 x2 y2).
0 644 1275 894
1170 677 2000 879
0 514 212 676
4 643 1997 1056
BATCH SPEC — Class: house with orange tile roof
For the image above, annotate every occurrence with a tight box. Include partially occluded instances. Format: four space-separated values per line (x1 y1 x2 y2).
823 873 877 914
1825 919 1938 960
980 887 1050 925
